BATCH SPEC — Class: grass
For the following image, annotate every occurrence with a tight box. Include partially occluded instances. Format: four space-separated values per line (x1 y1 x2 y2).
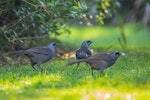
0 23 150 100
54 23 149 50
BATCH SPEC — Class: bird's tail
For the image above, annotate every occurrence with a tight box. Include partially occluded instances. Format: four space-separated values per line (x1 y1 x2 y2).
9 50 25 55
66 59 87 66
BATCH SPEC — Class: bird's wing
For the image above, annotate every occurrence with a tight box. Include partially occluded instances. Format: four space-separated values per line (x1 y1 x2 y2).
84 48 92 56
87 53 113 62
76 47 92 59
76 49 87 59
26 47 50 55
86 54 115 71
91 60 113 72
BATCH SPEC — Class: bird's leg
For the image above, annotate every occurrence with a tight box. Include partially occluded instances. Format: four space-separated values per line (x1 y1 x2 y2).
99 69 104 76
75 62 80 71
31 64 36 71
91 69 96 79
100 68 104 73
37 64 43 71
91 69 94 76
85 63 91 70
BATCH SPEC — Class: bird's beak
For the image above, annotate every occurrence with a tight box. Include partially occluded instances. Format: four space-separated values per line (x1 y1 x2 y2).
53 42 59 46
56 44 59 46
120 52 125 56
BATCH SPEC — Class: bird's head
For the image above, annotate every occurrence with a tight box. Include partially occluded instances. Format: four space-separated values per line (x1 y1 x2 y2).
109 51 121 60
47 43 58 50
81 40 93 47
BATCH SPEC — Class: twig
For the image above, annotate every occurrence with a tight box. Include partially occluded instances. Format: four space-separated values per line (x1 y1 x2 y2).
22 0 38 7
11 34 49 42
22 0 51 15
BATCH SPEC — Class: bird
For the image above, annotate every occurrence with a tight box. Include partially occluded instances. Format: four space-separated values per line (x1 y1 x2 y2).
67 51 122 74
75 40 93 70
9 42 58 70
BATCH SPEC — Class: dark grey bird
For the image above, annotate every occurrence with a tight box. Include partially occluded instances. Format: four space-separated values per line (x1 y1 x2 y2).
75 40 93 69
67 51 122 74
9 43 58 70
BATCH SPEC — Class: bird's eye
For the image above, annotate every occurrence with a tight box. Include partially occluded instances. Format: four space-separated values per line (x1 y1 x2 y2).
87 40 91 43
115 52 119 55
52 43 56 46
